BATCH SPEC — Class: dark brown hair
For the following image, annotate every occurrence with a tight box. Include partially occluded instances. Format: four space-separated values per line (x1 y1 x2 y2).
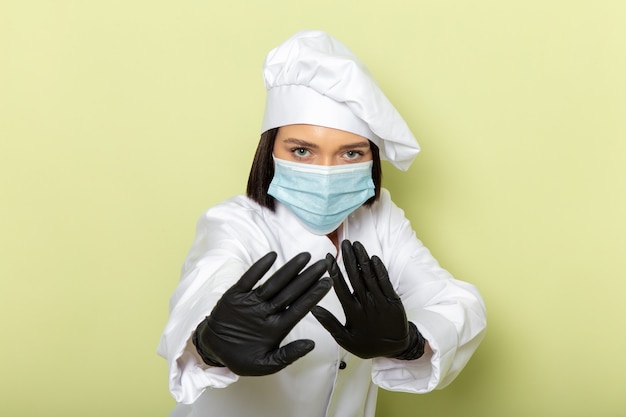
246 128 382 210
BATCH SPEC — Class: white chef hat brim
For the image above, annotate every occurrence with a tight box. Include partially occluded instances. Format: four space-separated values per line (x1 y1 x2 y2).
262 85 377 142
260 30 420 171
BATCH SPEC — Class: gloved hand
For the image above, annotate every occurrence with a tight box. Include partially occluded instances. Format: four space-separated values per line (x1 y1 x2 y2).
193 252 332 376
311 240 425 360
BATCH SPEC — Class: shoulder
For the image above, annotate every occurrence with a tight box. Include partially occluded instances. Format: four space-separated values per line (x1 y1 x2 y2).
365 187 414 237
192 195 275 237
182 196 276 271
378 187 393 205
202 195 267 221
368 188 404 218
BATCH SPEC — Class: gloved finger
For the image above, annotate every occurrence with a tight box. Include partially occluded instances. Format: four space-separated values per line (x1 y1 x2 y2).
311 305 347 337
231 252 278 293
371 255 401 301
325 254 354 305
352 241 377 295
256 252 311 301
270 259 327 311
281 277 333 325
341 240 367 302
265 339 316 371
225 338 315 377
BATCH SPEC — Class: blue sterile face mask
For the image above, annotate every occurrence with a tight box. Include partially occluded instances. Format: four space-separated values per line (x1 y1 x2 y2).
267 156 375 235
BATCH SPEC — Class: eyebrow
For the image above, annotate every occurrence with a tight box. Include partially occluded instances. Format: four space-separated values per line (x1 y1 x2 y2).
282 138 319 148
282 138 370 150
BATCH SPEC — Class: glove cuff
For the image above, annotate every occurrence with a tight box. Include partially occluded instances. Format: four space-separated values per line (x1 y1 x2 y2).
394 322 426 361
192 318 226 368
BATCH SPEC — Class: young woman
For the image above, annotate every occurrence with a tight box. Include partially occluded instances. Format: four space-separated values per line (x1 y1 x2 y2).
158 30 487 417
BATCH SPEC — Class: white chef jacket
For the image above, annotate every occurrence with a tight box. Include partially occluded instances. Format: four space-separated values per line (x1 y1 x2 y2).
158 188 486 417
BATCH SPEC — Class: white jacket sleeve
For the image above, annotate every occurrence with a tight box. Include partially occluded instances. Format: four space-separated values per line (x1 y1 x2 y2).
157 202 265 404
370 190 487 392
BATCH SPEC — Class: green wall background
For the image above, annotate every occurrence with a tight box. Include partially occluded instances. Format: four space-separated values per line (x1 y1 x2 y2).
2 1 625 416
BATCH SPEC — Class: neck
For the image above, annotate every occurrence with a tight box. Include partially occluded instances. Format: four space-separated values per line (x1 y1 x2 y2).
327 230 339 253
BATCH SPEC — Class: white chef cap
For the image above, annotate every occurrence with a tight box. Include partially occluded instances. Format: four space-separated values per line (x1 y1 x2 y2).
260 30 420 171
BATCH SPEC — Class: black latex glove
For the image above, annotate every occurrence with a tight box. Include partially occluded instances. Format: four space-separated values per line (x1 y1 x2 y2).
311 240 425 360
192 252 332 376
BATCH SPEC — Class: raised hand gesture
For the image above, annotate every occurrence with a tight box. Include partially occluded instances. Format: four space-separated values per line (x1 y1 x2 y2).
193 252 332 375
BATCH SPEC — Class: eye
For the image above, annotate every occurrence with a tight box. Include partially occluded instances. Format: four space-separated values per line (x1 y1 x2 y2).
291 147 311 158
343 150 364 160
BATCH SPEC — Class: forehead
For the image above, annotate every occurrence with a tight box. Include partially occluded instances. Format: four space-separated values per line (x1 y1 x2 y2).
276 124 370 147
